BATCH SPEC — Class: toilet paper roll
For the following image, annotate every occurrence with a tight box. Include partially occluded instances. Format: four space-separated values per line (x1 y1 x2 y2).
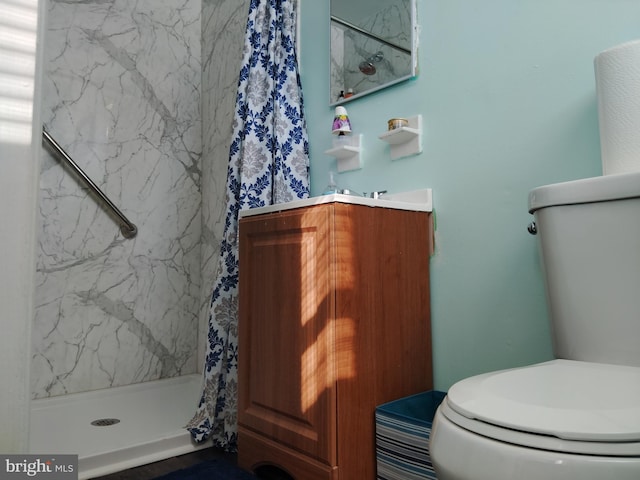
595 39 640 175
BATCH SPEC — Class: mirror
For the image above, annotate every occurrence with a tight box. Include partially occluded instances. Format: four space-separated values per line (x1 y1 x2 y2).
330 0 416 106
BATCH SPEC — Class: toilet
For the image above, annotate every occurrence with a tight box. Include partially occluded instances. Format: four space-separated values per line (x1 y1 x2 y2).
429 172 640 480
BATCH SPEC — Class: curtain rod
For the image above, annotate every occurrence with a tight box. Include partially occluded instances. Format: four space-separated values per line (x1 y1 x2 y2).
330 15 411 55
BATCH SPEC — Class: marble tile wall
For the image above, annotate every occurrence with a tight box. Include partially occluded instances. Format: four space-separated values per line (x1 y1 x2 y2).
33 0 205 398
330 24 346 103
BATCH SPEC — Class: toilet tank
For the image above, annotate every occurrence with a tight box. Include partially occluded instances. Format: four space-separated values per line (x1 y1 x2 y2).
529 172 640 367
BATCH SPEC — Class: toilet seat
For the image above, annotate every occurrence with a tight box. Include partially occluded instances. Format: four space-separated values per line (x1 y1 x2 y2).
443 359 640 456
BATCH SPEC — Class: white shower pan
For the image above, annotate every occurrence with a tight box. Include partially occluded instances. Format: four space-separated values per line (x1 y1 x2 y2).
29 374 209 479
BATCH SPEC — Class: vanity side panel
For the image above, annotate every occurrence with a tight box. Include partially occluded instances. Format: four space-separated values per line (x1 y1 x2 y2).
333 204 432 480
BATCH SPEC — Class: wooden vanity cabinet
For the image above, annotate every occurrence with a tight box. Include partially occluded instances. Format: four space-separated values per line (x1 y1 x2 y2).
238 201 433 480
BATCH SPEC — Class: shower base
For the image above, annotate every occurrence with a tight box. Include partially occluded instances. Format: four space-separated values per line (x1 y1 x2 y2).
29 374 209 479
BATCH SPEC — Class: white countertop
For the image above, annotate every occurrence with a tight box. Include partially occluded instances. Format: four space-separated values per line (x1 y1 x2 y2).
239 189 433 218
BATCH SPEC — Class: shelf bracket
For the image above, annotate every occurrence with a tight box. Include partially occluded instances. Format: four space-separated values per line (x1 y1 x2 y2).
378 115 422 160
323 134 363 172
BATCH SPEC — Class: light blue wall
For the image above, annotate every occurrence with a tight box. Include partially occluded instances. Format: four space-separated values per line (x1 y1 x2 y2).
300 0 640 390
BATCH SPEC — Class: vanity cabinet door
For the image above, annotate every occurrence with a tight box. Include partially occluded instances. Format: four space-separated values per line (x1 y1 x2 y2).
238 205 337 466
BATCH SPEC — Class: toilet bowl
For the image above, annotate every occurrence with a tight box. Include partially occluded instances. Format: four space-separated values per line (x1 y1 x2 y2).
431 360 640 480
429 172 640 480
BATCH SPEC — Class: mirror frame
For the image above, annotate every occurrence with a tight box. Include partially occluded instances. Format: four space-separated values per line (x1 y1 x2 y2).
329 0 417 107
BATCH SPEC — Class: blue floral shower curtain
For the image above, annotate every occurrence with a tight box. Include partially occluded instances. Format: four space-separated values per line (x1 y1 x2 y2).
187 0 310 449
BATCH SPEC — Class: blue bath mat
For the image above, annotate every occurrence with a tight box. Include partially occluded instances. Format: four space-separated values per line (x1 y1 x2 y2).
153 458 258 479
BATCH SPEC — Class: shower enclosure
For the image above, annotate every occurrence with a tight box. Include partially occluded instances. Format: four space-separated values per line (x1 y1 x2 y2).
28 0 250 476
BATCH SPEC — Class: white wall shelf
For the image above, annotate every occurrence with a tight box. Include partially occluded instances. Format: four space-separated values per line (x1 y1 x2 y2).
378 115 422 160
324 134 362 172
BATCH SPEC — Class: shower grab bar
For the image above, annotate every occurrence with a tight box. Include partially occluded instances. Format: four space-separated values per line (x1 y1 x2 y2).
42 128 138 239
330 15 412 55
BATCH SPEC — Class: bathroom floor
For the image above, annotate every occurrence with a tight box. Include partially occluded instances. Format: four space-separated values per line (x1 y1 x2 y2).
92 447 236 479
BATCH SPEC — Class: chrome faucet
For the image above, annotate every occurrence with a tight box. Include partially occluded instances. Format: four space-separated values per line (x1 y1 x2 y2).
364 190 387 199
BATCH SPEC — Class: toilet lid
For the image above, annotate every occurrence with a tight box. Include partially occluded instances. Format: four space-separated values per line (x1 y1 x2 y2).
528 171 640 213
446 360 640 443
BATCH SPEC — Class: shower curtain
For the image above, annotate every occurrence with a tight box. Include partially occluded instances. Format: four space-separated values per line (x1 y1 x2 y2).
187 0 310 449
